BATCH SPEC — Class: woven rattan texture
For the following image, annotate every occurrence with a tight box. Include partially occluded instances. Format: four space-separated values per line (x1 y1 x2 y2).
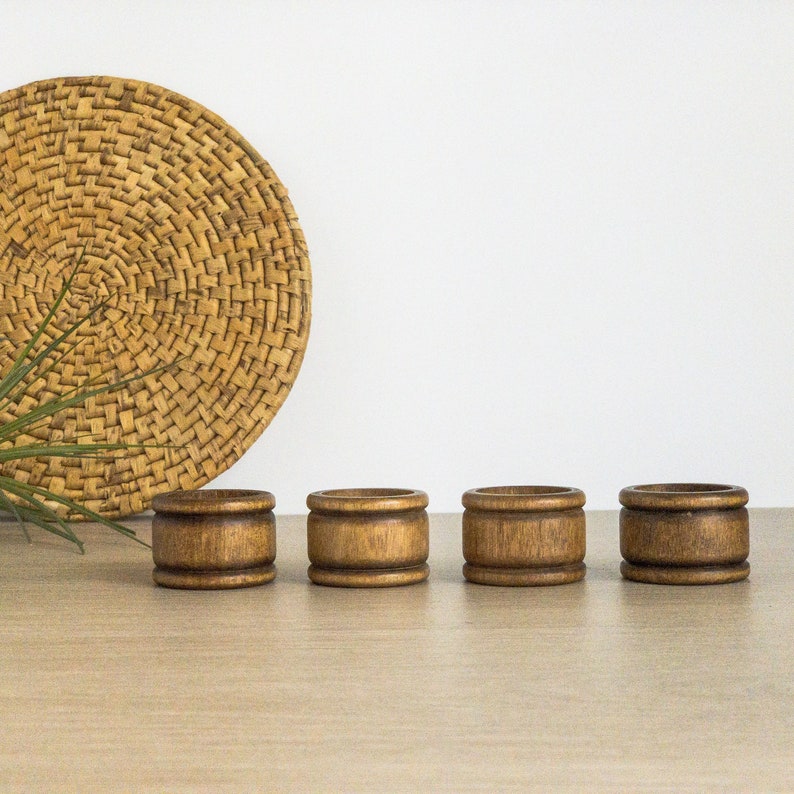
0 76 311 518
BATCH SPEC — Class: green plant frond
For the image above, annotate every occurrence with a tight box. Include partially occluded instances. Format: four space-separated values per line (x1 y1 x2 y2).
0 475 147 548
23 328 95 389
0 476 145 549
3 364 121 427
7 503 86 550
0 357 183 442
0 441 173 463
36 360 134 405
0 245 178 551
0 476 85 551
0 297 113 412
0 247 85 403
0 489 30 542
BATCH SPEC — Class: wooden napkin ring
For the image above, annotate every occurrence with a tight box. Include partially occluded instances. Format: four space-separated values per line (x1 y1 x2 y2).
152 489 277 589
306 488 429 587
462 486 586 586
619 483 750 585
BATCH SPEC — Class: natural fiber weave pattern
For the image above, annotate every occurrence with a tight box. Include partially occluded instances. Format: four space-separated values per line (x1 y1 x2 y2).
0 76 311 518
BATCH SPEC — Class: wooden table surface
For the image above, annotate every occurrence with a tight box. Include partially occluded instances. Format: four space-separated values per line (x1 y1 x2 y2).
2 509 792 792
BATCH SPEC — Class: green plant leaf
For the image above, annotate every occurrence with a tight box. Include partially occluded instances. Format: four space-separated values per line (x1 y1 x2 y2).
0 247 84 405
0 357 181 442
0 489 30 542
0 474 146 550
0 297 112 414
0 245 176 550
0 440 172 463
0 476 85 551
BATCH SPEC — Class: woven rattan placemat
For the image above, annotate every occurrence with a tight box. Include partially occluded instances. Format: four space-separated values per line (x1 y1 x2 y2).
0 76 311 518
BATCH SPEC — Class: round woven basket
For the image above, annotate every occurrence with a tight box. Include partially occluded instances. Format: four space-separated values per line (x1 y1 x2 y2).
0 76 311 518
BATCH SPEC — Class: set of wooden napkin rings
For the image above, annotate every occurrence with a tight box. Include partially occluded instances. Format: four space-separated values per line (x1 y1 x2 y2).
150 483 751 590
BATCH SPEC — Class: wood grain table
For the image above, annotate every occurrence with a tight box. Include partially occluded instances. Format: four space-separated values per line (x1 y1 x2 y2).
2 509 792 792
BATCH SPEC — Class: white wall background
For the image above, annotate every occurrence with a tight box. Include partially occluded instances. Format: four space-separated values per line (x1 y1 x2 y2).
3 1 792 512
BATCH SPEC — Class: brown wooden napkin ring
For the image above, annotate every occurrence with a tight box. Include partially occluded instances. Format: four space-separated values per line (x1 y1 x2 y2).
462 486 586 586
152 489 276 589
306 488 429 587
619 483 750 585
